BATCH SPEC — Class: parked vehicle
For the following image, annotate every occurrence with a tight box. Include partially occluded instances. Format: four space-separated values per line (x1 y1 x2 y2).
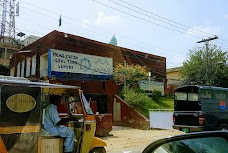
142 131 228 153
0 78 106 153
173 85 228 133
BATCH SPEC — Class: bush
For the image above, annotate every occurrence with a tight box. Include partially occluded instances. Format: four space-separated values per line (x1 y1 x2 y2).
164 93 174 99
122 89 160 117
149 90 162 101
121 89 174 118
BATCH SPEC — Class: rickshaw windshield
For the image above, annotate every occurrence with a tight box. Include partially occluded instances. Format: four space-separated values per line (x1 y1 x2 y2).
81 93 93 115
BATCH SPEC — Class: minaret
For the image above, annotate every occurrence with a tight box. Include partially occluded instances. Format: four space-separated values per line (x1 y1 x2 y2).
109 35 117 46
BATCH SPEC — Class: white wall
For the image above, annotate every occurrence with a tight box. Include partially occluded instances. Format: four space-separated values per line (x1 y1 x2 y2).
149 109 173 129
40 54 48 78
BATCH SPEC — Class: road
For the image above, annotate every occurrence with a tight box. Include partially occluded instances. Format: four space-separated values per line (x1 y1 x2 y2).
102 126 184 153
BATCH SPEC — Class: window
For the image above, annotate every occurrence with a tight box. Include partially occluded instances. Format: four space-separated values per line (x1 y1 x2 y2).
17 62 21 77
175 92 187 100
200 89 212 99
188 93 198 101
21 60 25 77
26 58 31 77
214 90 226 99
0 48 5 58
31 55 36 75
6 49 16 59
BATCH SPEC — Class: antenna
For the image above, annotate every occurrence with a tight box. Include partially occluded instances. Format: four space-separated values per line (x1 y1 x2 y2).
16 2 19 16
0 0 16 43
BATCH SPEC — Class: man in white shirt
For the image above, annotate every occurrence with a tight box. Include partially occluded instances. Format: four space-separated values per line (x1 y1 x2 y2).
44 95 75 153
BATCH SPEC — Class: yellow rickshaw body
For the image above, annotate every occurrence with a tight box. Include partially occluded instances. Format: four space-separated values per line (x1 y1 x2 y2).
0 78 106 153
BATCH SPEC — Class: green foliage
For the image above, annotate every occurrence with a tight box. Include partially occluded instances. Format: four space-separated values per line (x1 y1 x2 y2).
135 88 146 93
164 93 174 99
149 90 162 101
181 44 228 87
122 89 173 118
114 63 148 89
158 97 174 108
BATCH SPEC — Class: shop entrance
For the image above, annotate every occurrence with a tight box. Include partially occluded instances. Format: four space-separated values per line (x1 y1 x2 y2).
85 94 107 114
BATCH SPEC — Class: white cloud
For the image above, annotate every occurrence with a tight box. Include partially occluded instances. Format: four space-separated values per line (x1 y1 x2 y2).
167 54 185 68
80 19 90 28
95 12 120 26
186 26 221 37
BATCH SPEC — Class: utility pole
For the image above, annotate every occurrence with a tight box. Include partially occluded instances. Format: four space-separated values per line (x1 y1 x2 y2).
197 35 218 85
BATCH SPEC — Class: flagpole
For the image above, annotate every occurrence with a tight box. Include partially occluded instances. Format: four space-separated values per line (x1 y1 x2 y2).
58 15 62 31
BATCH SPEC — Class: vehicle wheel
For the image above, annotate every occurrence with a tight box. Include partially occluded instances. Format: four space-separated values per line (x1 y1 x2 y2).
219 124 228 131
90 147 106 153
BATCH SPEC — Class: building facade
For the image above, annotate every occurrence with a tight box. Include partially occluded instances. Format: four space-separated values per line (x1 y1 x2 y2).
166 66 182 94
10 30 166 115
0 41 22 75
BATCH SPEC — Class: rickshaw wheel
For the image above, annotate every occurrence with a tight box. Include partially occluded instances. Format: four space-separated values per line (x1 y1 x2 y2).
90 147 106 153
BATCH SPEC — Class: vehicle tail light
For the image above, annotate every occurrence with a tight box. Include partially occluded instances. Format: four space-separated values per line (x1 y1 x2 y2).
198 114 205 125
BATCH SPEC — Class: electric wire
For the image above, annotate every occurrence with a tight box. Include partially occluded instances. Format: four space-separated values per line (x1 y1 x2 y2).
15 10 187 68
18 1 188 59
107 0 212 38
15 1 227 69
15 29 167 76
92 0 228 50
92 0 202 39
117 0 216 37
14 0 228 49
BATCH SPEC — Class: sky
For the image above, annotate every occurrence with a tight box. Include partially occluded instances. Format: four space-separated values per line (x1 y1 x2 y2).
15 0 228 68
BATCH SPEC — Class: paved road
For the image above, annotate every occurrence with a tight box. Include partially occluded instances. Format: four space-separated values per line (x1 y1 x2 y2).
102 126 184 153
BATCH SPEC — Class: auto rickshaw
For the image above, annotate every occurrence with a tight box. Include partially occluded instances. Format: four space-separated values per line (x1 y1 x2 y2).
0 77 107 153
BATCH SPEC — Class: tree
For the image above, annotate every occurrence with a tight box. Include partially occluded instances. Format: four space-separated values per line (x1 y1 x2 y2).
181 44 228 87
113 63 148 89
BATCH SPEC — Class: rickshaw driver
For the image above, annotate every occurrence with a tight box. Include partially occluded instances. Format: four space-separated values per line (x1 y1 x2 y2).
44 94 76 153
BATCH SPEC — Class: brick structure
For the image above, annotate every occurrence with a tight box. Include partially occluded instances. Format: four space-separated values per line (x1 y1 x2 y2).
10 30 166 116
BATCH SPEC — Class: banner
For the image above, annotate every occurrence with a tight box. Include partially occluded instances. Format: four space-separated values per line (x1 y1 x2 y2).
139 80 164 95
48 49 113 79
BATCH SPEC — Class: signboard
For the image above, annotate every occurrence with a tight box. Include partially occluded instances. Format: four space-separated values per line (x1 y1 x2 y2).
139 80 164 95
48 49 113 80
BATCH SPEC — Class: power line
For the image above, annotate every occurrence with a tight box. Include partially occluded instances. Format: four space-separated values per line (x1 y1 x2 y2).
92 0 202 39
92 0 228 50
107 0 212 38
129 50 165 75
19 0 228 61
16 1 226 68
18 1 189 59
117 0 216 37
14 3 189 65
16 29 167 75
14 20 190 70
16 0 228 50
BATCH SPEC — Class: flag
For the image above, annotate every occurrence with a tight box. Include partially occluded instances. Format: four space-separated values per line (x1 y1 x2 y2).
59 15 62 27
